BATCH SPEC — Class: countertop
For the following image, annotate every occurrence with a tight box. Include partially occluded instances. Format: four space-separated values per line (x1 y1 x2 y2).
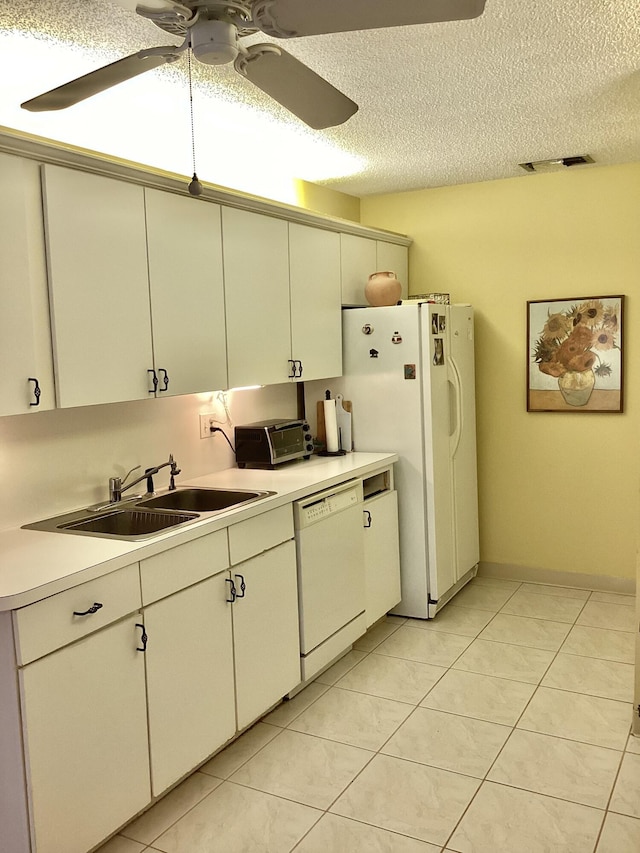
0 452 398 611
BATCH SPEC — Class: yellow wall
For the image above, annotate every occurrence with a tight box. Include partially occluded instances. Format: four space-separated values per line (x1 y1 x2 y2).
361 164 640 580
294 179 360 222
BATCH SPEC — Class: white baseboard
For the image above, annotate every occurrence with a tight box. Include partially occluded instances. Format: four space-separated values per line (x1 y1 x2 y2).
478 562 635 596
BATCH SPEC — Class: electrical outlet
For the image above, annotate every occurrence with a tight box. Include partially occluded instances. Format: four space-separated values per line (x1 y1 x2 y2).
199 413 216 439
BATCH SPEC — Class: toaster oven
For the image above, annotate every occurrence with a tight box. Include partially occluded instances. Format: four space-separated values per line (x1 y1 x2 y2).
235 419 313 469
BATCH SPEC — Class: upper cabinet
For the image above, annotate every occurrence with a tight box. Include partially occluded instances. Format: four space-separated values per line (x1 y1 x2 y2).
289 223 342 382
222 207 291 388
376 240 409 302
0 153 54 415
223 211 342 387
341 233 409 306
0 150 410 414
42 166 228 407
43 165 155 408
340 233 377 307
144 188 227 395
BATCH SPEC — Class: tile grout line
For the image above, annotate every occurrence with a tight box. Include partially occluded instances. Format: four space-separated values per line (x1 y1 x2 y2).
438 585 613 851
113 582 638 853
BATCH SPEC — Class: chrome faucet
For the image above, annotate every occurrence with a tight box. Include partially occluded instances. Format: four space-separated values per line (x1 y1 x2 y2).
108 454 181 503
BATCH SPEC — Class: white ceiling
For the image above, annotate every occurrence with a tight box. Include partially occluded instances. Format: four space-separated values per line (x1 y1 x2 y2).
1 0 639 199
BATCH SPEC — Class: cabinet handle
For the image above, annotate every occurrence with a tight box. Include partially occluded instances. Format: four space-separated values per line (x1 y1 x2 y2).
234 574 246 599
148 369 159 394
287 360 296 379
158 368 170 392
28 377 41 407
363 510 372 528
73 602 103 616
295 360 303 378
226 577 237 603
135 623 148 652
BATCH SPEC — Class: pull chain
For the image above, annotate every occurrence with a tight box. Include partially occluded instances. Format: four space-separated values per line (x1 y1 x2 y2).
187 48 203 196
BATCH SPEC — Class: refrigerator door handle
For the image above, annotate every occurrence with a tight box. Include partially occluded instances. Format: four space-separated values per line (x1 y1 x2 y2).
448 358 463 456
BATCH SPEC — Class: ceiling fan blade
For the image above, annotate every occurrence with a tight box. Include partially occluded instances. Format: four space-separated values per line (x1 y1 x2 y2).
21 48 181 112
255 0 486 38
236 46 357 129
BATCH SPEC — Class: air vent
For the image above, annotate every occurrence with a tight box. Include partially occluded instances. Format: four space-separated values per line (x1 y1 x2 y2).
519 155 594 173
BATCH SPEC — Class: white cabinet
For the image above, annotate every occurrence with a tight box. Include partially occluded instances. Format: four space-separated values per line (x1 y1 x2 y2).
141 505 299 787
43 166 229 407
223 210 343 387
222 207 291 388
144 188 228 395
20 615 150 853
43 165 154 407
13 563 148 853
362 473 401 627
341 233 409 306
228 505 300 729
143 574 236 795
341 233 377 306
376 241 409 301
231 539 300 730
0 153 54 414
140 530 235 797
289 223 342 381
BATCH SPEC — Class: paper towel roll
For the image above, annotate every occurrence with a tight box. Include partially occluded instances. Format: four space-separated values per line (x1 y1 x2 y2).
323 399 339 453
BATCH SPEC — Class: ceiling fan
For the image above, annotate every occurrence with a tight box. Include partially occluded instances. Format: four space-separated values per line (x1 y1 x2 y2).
21 0 487 129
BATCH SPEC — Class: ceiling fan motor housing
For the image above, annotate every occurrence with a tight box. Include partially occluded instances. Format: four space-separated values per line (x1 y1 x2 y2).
191 19 239 65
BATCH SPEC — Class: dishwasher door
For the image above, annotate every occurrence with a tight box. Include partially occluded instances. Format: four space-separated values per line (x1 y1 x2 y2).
294 480 365 658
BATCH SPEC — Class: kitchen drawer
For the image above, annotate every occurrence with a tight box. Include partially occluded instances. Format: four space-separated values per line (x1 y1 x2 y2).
140 529 229 605
228 504 294 566
13 563 141 665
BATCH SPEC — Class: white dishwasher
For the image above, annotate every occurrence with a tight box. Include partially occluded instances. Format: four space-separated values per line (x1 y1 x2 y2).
294 479 367 681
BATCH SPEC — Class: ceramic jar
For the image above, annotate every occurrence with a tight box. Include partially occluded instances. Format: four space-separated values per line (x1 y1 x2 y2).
365 271 402 307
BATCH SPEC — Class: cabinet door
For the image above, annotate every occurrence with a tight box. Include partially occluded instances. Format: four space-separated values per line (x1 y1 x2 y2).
145 189 228 396
289 223 342 381
42 165 154 407
20 615 150 853
0 154 54 414
222 208 291 388
376 241 409 301
144 574 235 795
232 540 300 730
340 233 377 306
364 491 401 627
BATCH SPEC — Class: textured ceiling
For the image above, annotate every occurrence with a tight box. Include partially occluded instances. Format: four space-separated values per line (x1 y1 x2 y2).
1 0 639 197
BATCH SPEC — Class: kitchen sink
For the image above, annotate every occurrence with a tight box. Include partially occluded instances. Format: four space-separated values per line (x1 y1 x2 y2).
137 487 275 513
58 508 198 538
22 487 276 541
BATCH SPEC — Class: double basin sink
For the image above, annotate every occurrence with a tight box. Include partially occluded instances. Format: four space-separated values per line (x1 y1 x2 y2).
24 488 276 541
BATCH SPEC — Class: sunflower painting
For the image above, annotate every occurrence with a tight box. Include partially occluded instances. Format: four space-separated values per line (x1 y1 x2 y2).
527 296 624 412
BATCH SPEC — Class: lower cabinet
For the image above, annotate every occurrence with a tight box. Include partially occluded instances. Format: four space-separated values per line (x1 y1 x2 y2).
143 574 236 797
231 540 300 730
143 541 300 798
7 482 398 853
20 615 151 853
363 483 401 628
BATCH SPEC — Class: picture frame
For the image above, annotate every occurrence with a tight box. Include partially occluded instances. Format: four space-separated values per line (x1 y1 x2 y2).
527 295 624 412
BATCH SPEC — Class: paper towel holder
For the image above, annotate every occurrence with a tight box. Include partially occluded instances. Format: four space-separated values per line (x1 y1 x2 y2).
319 390 348 456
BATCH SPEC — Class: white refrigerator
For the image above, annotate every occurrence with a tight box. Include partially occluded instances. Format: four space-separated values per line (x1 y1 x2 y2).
339 302 479 619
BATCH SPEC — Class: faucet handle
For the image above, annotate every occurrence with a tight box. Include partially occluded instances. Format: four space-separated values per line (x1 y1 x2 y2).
109 465 142 503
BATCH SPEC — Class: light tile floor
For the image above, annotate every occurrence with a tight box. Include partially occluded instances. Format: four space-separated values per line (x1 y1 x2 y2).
98 577 640 853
